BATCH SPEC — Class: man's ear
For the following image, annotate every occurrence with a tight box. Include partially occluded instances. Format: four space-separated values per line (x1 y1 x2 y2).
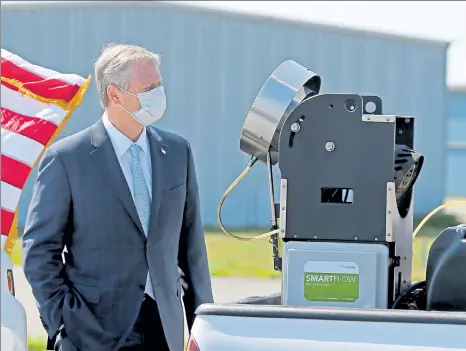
107 85 121 105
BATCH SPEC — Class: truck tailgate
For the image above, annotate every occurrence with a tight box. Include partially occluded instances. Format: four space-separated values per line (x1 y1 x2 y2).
191 304 466 351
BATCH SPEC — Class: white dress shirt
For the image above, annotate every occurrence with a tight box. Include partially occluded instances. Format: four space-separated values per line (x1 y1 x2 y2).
102 113 152 200
103 115 186 302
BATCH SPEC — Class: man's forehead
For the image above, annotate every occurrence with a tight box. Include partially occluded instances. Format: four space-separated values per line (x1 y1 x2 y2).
129 59 162 90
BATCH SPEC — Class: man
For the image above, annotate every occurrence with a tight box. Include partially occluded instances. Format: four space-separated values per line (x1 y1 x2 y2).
22 43 214 351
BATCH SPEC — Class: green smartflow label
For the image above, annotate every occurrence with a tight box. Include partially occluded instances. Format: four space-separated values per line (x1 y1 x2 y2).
304 261 359 303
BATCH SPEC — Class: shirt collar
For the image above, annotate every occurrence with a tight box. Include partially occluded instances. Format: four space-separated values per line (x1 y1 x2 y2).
102 113 150 159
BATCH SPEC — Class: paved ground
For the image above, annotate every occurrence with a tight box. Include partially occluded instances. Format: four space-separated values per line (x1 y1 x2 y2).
13 266 281 339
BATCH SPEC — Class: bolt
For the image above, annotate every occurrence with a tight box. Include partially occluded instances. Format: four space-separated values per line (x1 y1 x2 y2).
387 233 391 236
293 235 297 238
313 236 317 239
405 118 411 124
367 116 371 120
325 142 335 152
386 118 390 122
274 265 279 270
281 207 285 210
281 229 285 233
388 210 391 214
354 237 358 240
282 184 286 188
388 188 392 191
375 238 378 241
290 123 300 132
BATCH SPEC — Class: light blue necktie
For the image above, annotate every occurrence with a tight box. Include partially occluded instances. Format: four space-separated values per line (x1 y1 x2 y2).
130 144 155 299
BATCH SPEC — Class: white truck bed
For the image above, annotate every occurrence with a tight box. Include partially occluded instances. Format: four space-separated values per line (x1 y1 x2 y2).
190 301 466 351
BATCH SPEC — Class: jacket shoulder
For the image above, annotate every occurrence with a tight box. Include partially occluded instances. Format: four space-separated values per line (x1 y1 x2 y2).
47 124 94 156
150 127 190 149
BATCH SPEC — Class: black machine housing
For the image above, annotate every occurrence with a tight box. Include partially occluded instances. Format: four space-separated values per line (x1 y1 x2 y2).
426 225 466 312
276 93 419 305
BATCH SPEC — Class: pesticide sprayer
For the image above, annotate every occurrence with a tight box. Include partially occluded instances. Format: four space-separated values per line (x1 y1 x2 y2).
217 60 466 312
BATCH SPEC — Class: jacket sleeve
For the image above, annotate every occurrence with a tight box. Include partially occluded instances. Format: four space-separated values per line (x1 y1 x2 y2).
178 140 214 330
22 147 71 337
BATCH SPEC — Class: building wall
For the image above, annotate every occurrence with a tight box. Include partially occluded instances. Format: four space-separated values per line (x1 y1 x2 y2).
2 1 449 227
446 89 466 197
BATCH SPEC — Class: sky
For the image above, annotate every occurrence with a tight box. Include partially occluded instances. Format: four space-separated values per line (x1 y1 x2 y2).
179 1 466 88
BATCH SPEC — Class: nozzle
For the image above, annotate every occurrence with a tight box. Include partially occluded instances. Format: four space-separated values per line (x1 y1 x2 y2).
248 156 258 168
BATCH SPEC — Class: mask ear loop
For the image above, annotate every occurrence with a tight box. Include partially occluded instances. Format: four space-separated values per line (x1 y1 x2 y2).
119 103 134 115
115 85 139 115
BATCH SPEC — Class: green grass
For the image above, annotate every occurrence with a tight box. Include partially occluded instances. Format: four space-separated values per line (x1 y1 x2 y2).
28 337 46 351
205 230 281 279
14 228 436 281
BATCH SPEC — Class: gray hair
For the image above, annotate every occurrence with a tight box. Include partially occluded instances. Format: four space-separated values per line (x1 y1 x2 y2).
94 43 161 107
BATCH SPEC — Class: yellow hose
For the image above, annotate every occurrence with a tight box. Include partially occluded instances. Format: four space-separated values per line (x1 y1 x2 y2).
217 162 279 241
412 200 466 238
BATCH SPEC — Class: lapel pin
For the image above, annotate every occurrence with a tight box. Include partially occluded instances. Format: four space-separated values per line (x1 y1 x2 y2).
161 148 166 155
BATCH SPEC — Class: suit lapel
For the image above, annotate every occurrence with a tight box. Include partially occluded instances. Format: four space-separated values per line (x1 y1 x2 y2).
90 120 145 235
147 127 166 239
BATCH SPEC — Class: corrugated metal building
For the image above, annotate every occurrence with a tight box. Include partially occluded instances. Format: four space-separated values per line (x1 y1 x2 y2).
446 87 466 197
2 1 449 227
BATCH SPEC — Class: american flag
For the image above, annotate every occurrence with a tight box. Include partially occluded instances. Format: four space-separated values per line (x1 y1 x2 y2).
1 48 91 255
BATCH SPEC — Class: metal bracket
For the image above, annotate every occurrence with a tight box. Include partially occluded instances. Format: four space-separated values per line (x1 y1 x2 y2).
279 179 288 239
386 182 396 242
362 114 396 123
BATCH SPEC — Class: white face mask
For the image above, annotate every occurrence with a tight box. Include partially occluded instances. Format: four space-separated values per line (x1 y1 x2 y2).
118 86 167 126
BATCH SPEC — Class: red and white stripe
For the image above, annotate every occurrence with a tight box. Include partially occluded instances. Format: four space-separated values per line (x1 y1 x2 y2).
1 48 86 103
1 48 89 248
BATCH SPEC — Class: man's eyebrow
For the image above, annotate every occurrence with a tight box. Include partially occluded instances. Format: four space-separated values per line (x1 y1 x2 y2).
143 82 162 91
